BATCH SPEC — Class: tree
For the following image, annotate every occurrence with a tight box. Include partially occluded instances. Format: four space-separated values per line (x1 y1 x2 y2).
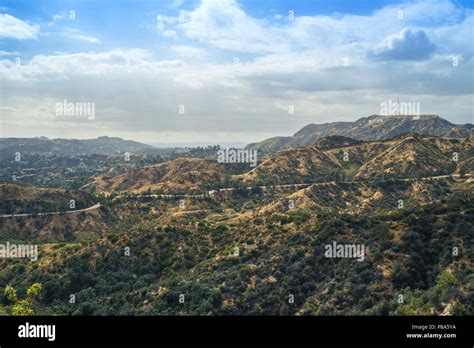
3 283 42 316
436 270 459 289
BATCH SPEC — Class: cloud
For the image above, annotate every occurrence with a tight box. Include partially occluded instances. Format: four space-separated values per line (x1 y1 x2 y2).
170 0 184 8
0 50 19 56
157 14 179 38
0 0 473 142
62 28 101 43
53 14 64 22
0 14 38 39
178 0 271 51
157 0 288 53
170 45 207 59
369 28 436 61
0 49 157 81
154 0 469 60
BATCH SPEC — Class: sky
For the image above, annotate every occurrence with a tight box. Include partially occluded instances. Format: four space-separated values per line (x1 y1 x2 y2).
0 0 473 145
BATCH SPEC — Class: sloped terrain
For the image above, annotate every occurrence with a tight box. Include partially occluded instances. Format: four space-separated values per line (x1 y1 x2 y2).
82 133 472 194
246 115 473 155
0 136 154 159
0 132 472 316
235 145 340 185
1 180 471 315
82 158 247 194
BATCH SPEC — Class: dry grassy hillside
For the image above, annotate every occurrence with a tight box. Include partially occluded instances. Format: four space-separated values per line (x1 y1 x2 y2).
80 134 473 195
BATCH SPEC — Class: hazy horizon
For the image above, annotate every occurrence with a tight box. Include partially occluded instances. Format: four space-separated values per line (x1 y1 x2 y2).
0 113 472 147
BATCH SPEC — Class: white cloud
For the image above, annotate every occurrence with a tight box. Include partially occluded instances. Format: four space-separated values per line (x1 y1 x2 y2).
157 0 289 53
0 50 19 56
170 0 184 8
156 14 179 38
0 0 472 142
154 0 472 61
53 14 64 22
0 49 158 81
170 45 207 59
0 14 38 40
62 28 101 43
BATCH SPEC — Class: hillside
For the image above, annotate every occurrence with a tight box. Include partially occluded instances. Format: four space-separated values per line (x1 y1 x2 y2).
81 134 473 193
0 131 472 317
0 176 472 315
246 115 473 155
82 158 249 194
0 136 154 159
0 182 108 242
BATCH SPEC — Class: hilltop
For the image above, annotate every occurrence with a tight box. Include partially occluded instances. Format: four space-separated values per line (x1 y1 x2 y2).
83 133 473 193
245 115 473 155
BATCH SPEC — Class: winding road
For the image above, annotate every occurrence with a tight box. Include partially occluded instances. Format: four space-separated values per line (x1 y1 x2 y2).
0 203 102 218
0 173 470 218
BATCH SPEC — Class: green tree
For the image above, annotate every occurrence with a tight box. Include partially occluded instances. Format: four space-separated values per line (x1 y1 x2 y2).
3 283 42 316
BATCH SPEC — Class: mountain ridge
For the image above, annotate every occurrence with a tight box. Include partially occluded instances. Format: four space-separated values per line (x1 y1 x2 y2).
82 133 473 194
0 136 154 158
246 114 473 155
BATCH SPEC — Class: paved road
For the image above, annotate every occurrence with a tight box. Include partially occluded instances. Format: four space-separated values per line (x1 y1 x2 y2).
208 173 471 193
0 203 102 218
1 173 470 218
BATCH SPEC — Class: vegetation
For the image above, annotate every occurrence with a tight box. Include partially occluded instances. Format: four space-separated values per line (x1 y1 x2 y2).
0 132 472 316
3 283 42 315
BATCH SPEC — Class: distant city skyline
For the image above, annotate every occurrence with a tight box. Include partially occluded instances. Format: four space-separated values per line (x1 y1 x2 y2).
1 0 473 144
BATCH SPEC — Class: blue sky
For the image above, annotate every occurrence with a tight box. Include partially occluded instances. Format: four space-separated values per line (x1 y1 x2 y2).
0 0 473 144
